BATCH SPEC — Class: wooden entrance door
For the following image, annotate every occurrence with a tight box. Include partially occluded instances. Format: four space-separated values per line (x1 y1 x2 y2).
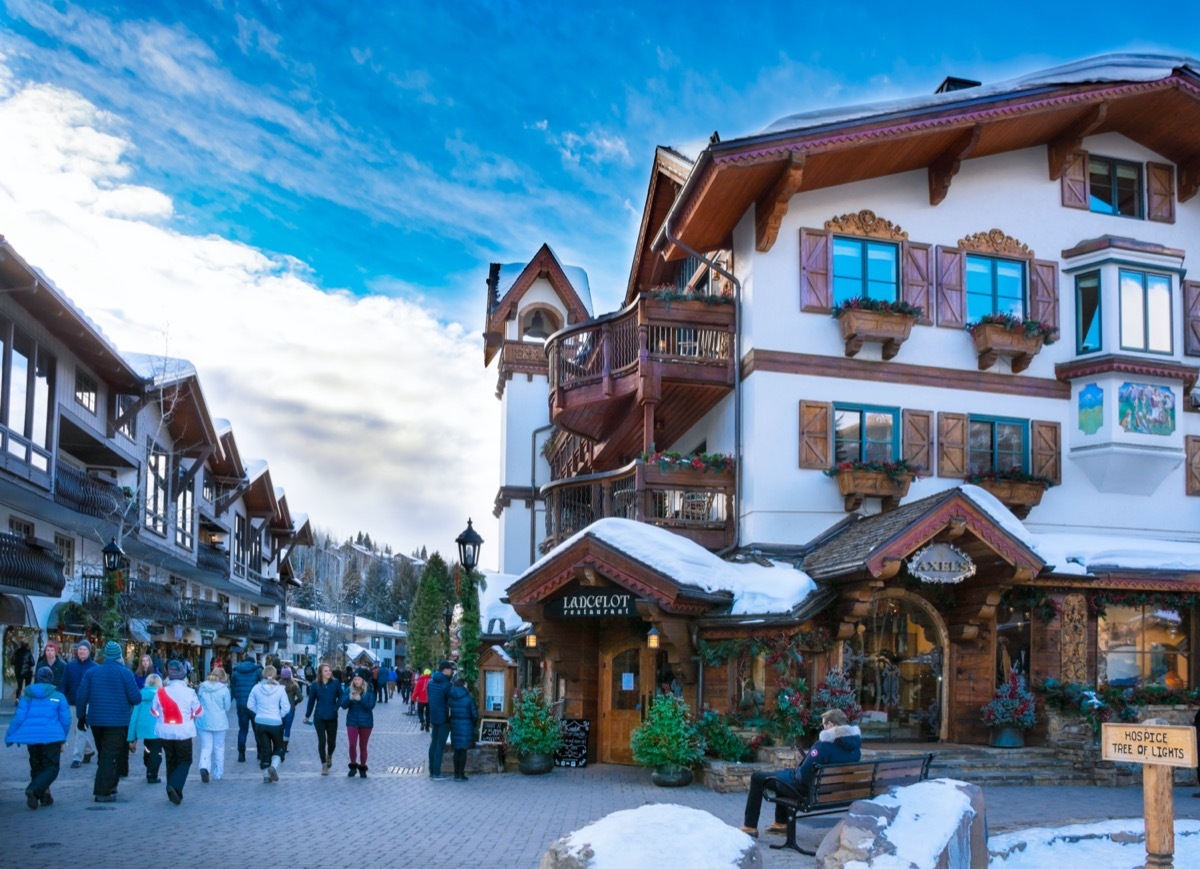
599 640 652 764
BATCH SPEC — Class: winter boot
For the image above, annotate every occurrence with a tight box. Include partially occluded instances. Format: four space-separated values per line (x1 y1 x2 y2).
358 765 368 778
237 749 246 763
280 739 288 758
348 763 358 777
321 752 330 776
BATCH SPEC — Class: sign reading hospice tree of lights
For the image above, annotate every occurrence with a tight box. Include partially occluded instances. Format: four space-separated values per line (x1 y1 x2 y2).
907 543 975 584
1101 723 1196 768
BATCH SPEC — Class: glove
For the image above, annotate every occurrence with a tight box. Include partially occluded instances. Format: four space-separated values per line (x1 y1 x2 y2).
128 741 137 753
77 717 87 731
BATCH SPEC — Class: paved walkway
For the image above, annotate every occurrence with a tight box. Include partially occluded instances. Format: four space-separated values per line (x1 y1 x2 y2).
3 694 1200 867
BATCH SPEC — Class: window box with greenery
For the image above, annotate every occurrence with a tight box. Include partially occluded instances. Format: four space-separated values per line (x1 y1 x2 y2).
967 313 1058 373
965 468 1052 519
630 693 706 787
825 459 922 512
831 298 922 360
505 688 562 775
981 667 1036 748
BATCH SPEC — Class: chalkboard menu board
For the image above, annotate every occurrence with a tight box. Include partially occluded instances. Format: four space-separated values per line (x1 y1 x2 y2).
478 718 508 744
555 718 590 767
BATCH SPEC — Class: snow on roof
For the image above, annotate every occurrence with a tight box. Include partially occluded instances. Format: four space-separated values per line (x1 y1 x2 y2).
122 352 198 387
490 644 515 665
479 570 527 633
343 642 378 664
243 458 269 483
520 517 817 616
213 418 232 436
961 484 1200 575
762 53 1200 137
496 244 594 315
287 606 404 637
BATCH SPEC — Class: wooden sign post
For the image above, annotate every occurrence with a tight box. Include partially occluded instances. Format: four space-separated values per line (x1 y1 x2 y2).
1101 719 1197 869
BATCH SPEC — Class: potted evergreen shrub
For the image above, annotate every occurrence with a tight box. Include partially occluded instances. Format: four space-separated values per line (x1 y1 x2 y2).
631 694 706 787
505 688 562 775
810 669 864 733
981 668 1036 747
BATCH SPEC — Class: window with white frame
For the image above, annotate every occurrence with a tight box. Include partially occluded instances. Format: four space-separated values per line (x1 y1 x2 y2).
74 368 97 414
175 480 194 550
1119 269 1172 354
54 533 74 577
145 443 169 536
8 516 33 538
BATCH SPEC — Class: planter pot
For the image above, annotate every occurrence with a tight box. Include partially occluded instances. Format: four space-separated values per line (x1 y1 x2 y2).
974 478 1046 519
989 726 1027 748
650 766 694 787
833 469 913 512
836 309 916 360
970 323 1045 373
517 753 554 775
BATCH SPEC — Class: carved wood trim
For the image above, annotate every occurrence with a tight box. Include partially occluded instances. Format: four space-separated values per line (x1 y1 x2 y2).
928 124 981 206
1047 102 1108 181
755 153 805 253
1179 156 1200 203
823 209 907 241
957 229 1034 259
1060 593 1087 682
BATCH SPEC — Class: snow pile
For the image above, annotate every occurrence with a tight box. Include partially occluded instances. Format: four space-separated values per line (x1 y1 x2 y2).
989 819 1200 868
520 517 816 615
555 804 754 869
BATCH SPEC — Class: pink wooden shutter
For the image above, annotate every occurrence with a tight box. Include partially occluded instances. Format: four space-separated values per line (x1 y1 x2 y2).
935 246 965 328
799 229 832 312
1060 150 1088 209
901 242 932 325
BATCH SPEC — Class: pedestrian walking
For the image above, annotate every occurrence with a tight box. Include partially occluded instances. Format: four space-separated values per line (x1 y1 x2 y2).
426 661 454 780
5 666 70 809
12 641 34 701
131 654 158 689
387 665 398 699
247 665 289 783
399 666 413 709
303 662 343 775
413 668 431 730
34 641 66 691
341 671 376 778
75 640 140 802
228 656 262 763
196 667 232 782
280 667 303 757
153 660 202 805
448 676 478 782
127 673 164 784
62 640 97 767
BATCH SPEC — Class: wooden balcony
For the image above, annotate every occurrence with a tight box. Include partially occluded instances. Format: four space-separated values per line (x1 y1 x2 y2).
0 532 66 598
53 463 128 520
197 542 231 577
179 597 228 630
224 612 272 641
78 574 180 623
541 459 734 554
547 294 735 460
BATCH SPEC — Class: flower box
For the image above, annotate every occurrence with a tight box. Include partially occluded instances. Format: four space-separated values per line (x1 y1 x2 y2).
974 478 1046 519
969 322 1045 373
833 468 912 512
836 308 915 360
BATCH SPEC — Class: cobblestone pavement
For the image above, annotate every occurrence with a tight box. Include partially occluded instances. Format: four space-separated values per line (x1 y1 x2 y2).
3 697 1200 868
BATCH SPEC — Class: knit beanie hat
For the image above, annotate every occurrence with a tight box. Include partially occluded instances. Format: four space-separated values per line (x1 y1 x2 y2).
43 641 57 653
280 667 292 680
167 660 186 680
103 641 121 660
36 666 54 684
77 639 92 653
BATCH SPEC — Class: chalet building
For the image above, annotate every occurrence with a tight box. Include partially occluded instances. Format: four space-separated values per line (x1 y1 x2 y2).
484 54 1200 762
0 235 312 692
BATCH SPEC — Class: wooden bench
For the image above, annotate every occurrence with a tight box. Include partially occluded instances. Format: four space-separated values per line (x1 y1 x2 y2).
762 753 933 855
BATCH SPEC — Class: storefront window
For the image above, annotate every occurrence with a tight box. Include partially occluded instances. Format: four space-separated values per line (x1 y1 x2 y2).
1098 605 1189 688
995 594 1032 686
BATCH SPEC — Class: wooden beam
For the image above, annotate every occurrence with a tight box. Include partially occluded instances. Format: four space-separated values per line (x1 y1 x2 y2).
176 447 212 494
755 153 805 252
928 125 982 206
107 394 149 438
1179 155 1200 203
1046 102 1108 180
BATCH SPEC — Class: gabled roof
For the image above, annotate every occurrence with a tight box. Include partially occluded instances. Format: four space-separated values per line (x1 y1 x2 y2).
208 425 243 479
124 352 220 456
655 53 1200 258
625 146 694 302
241 459 277 518
0 236 144 390
483 243 593 365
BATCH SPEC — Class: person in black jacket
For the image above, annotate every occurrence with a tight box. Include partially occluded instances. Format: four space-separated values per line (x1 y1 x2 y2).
426 661 455 780
12 641 34 701
304 663 343 775
34 642 66 692
228 658 263 763
448 677 478 782
740 708 862 838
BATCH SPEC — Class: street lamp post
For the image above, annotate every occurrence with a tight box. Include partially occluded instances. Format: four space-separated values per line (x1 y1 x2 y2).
101 537 126 644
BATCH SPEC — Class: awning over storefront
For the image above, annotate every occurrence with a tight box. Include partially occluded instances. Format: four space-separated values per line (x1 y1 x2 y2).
0 594 38 627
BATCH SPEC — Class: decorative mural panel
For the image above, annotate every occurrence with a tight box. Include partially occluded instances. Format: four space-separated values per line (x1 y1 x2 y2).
1078 384 1103 435
1118 382 1175 436
1061 594 1087 683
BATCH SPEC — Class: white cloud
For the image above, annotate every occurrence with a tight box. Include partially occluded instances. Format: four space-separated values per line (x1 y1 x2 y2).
0 68 501 563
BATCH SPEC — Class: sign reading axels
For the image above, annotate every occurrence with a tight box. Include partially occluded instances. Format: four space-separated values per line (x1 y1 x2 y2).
1101 723 1197 768
908 543 975 584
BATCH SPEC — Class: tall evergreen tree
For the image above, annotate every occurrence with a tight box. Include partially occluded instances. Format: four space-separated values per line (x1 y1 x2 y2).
458 567 482 693
408 553 450 670
293 560 318 609
362 558 391 623
390 557 420 622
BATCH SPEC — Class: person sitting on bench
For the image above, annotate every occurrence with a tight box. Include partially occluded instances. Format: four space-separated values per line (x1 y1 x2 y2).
740 708 862 838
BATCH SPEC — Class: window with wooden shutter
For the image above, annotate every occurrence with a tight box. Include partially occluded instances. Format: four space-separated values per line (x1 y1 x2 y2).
1186 436 1200 496
901 242 932 324
1184 281 1200 357
1061 149 1089 209
799 229 832 312
1029 260 1060 331
937 412 966 477
1146 162 1175 224
902 409 933 472
799 400 832 468
1030 420 1061 485
935 246 965 328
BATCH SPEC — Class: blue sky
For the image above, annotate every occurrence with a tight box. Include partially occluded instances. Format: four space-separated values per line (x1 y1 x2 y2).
0 0 1194 561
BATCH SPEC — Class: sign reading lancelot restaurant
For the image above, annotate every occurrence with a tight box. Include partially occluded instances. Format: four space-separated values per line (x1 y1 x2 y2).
1102 722 1197 768
908 543 976 584
546 590 638 617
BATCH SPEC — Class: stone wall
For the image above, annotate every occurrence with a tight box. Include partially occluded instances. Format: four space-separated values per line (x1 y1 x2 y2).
1045 705 1198 787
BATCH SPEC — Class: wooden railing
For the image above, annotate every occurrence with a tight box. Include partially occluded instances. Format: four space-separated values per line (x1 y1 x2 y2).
547 294 734 401
53 464 127 520
545 429 595 481
179 597 228 630
541 459 734 553
78 574 180 622
0 532 66 597
225 612 271 640
197 543 230 576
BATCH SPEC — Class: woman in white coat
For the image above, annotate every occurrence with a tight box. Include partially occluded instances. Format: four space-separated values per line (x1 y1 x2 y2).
247 665 291 783
196 667 232 782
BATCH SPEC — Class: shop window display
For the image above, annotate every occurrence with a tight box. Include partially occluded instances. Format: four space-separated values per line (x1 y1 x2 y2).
1098 605 1188 688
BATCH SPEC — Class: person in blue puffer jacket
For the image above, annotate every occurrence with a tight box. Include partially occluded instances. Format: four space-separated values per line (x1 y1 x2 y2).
76 641 141 802
5 666 71 810
448 677 478 782
303 663 343 775
228 657 263 763
127 675 164 783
